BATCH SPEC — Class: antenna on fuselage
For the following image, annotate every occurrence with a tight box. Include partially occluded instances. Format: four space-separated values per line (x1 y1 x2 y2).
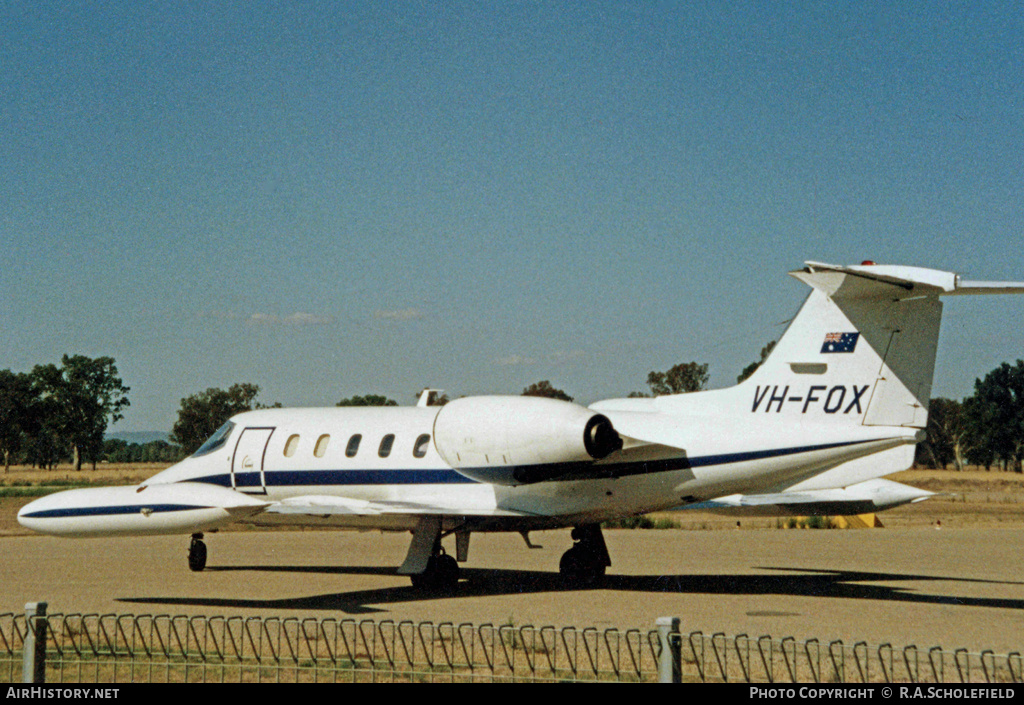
417 389 445 407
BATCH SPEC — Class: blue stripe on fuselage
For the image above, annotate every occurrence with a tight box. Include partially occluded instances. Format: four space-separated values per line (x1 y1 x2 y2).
184 439 873 488
191 468 477 488
21 504 212 519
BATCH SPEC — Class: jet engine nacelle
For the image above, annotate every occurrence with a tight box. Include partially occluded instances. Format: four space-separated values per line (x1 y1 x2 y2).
432 395 623 485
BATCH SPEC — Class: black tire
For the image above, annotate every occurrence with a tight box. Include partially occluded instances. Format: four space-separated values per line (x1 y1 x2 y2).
188 538 207 572
435 553 459 587
410 553 460 591
559 546 605 586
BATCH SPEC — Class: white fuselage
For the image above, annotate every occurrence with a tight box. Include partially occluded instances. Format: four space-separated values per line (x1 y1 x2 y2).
133 401 916 532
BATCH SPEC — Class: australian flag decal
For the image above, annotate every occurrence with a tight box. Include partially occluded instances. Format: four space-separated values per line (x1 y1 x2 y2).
821 332 859 353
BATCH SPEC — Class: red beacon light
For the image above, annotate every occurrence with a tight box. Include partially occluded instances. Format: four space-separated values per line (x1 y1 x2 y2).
860 260 877 266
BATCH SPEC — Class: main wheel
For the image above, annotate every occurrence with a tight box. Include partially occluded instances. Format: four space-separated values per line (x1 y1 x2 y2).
559 545 605 586
188 536 207 572
410 552 460 591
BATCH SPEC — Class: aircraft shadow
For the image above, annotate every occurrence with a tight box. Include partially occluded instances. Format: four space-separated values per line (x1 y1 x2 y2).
116 564 1024 615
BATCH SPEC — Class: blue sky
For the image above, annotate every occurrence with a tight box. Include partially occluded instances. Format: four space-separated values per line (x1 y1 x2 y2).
3 2 1022 432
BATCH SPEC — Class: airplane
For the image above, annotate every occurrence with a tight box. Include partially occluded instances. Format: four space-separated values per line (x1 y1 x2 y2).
18 261 1024 589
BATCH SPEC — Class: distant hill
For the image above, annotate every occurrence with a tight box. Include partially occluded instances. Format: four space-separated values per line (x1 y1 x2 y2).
106 431 171 445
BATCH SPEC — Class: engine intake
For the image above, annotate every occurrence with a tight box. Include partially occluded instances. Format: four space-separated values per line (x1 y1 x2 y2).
433 395 623 485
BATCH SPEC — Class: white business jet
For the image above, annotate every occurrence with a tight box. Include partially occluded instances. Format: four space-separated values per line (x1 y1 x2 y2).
18 261 1024 589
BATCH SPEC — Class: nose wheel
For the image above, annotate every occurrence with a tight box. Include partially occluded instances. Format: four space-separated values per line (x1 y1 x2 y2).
188 533 207 572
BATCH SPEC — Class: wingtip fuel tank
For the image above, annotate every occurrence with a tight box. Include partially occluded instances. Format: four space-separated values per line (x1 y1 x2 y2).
17 482 269 538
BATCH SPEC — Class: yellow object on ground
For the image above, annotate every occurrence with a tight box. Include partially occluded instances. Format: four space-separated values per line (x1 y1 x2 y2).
793 514 881 528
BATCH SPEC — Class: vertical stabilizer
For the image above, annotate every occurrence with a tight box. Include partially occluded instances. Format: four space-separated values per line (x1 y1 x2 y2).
736 261 1024 429
733 266 940 428
606 261 1024 435
594 260 1024 492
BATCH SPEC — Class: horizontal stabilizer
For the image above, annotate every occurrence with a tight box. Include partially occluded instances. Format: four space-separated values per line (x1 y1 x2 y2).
800 261 1024 296
948 279 1024 296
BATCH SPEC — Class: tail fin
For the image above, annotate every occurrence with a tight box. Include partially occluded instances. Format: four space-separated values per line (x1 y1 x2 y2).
595 261 1023 490
734 261 1024 429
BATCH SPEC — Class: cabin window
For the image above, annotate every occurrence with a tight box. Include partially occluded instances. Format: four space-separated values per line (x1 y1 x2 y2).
378 434 395 458
314 434 330 458
191 421 235 458
284 434 300 458
346 434 362 458
413 434 430 458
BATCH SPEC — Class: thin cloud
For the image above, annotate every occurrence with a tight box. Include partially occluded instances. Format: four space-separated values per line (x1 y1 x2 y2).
374 308 425 321
494 350 587 367
247 312 334 327
494 355 538 366
198 310 242 321
549 349 587 364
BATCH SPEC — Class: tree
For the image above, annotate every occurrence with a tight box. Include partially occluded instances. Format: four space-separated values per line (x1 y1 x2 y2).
172 383 261 455
916 398 970 470
28 364 69 469
737 341 777 384
102 438 131 463
336 394 398 407
643 362 709 396
102 438 183 464
0 370 37 472
140 439 183 463
32 355 130 471
963 361 1024 473
521 381 573 402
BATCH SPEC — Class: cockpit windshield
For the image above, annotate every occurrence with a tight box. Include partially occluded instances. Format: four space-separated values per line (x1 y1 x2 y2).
191 421 236 458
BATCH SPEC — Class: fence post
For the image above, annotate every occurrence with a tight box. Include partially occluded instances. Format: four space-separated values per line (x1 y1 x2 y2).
657 617 681 683
22 602 48 684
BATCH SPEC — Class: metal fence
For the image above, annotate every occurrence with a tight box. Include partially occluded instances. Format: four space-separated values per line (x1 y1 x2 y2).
654 618 1023 684
1 607 659 683
1 607 1020 683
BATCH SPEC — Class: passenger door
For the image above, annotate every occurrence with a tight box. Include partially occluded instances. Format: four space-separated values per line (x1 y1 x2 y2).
231 427 274 495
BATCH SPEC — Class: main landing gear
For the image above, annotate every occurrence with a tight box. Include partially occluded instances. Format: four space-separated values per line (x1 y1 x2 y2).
188 533 207 572
410 548 460 591
559 524 610 586
400 516 463 592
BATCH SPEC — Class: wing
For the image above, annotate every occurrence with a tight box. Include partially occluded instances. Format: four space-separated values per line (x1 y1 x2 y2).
679 479 933 517
253 493 545 532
